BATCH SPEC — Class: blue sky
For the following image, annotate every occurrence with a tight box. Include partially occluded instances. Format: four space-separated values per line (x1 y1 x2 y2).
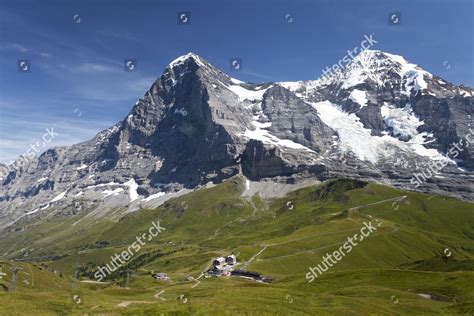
0 0 473 163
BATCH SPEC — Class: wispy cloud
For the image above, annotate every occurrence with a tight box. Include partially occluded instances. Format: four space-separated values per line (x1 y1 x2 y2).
0 42 52 58
0 42 28 53
240 68 276 82
127 76 157 93
68 62 122 74
97 30 144 43
0 113 115 163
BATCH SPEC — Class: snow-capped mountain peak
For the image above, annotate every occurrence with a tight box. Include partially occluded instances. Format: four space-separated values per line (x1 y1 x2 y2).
168 52 207 69
331 50 432 95
279 50 434 100
0 50 473 229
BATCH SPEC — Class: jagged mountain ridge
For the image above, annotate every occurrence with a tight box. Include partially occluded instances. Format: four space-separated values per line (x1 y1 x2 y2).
0 50 473 228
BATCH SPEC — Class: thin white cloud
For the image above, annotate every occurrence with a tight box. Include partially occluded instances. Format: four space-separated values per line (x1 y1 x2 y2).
0 43 28 53
0 117 116 163
0 99 117 163
241 68 275 81
127 76 157 93
0 42 52 58
39 52 53 58
69 62 122 74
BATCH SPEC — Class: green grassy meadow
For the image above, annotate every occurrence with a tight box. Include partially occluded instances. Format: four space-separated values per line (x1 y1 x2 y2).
0 177 473 315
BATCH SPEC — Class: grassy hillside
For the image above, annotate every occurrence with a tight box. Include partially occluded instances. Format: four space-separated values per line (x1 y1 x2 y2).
0 177 473 315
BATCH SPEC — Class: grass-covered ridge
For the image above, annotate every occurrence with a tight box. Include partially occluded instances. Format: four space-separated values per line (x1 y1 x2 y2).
1 177 473 315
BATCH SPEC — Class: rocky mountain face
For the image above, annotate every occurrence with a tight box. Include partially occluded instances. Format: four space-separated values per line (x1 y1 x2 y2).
0 50 473 229
282 50 474 164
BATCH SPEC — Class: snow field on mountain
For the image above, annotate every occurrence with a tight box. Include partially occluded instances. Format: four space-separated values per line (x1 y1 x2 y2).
311 101 450 163
50 190 67 202
380 103 423 139
383 52 431 95
101 188 124 198
143 191 166 202
240 114 314 152
227 84 269 102
224 82 315 152
349 89 368 107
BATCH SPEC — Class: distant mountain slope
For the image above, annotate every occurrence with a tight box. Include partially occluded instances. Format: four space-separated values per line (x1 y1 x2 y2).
0 50 473 229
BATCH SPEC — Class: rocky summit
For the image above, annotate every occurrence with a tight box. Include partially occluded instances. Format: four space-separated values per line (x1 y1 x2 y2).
1 50 473 228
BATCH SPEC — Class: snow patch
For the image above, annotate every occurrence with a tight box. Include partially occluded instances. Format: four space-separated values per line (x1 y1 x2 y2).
239 114 314 152
143 192 166 202
169 52 206 68
279 81 303 91
227 85 269 102
230 77 244 85
25 208 39 215
84 182 121 190
124 179 140 202
51 191 67 203
349 89 368 107
101 188 124 198
335 50 432 96
460 89 473 97
341 67 367 89
311 101 449 163
383 52 431 95
381 103 424 139
40 203 50 210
